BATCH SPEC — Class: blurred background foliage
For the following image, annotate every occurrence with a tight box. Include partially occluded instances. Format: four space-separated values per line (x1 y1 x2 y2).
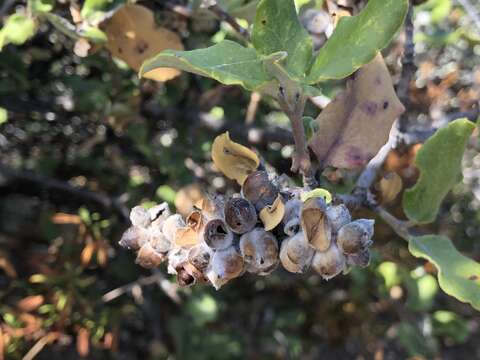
0 0 479 359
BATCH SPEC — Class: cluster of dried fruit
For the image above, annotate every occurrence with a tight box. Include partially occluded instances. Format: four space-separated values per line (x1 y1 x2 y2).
119 169 375 289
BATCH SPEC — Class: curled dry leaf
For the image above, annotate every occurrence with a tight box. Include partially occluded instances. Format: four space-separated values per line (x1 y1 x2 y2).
101 4 184 81
211 132 259 185
259 195 285 231
309 54 405 169
379 171 403 204
301 197 332 252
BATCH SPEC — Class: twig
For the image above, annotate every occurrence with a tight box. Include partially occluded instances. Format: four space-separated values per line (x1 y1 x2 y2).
245 92 261 125
0 163 129 222
102 271 181 304
22 333 57 360
372 206 413 242
396 0 416 135
277 89 317 188
456 0 480 32
207 3 250 41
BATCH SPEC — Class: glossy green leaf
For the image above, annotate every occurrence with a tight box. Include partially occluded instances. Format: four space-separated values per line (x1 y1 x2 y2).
140 40 273 91
306 0 408 84
0 14 36 51
252 0 313 79
403 118 475 223
409 235 480 311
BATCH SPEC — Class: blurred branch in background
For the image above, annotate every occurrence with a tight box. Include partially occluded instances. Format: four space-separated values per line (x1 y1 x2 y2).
0 163 129 222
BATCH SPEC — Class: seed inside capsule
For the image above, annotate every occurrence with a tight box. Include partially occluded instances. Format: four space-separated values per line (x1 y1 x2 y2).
224 197 257 234
203 219 234 250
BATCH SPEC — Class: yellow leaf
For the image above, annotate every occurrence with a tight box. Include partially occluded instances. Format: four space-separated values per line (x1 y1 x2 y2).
259 195 285 231
102 4 183 81
211 132 259 185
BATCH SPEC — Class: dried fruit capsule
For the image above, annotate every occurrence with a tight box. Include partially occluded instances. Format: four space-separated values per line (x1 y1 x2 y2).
282 199 302 236
176 267 195 287
162 214 186 242
148 202 171 224
187 244 213 272
279 231 314 273
148 230 172 253
239 228 279 275
337 219 374 255
224 197 257 234
311 243 346 280
325 204 351 233
242 171 278 211
301 197 332 252
119 226 148 250
207 246 244 289
135 242 166 269
346 249 371 268
130 206 151 228
167 248 189 275
203 218 234 250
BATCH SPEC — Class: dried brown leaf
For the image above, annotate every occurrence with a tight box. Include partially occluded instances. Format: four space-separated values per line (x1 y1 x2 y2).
301 198 331 252
309 54 405 169
102 4 183 81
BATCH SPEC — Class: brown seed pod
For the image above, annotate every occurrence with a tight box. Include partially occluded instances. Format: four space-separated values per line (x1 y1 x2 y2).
187 244 213 272
346 249 371 268
176 267 195 287
130 206 151 228
301 197 332 252
175 210 204 248
135 242 166 269
282 199 302 236
119 226 148 250
239 228 279 275
148 229 172 253
279 231 315 273
337 219 374 255
207 246 245 289
325 204 351 233
148 202 171 224
242 171 278 211
203 218 234 250
162 214 186 242
167 248 189 275
311 243 346 280
224 197 257 234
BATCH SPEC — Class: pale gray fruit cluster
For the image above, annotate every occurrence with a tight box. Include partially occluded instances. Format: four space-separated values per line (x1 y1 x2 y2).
119 171 375 289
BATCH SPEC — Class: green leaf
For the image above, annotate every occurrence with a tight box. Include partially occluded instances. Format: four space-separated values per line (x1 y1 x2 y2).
29 0 55 14
0 14 36 51
409 235 480 311
306 0 408 84
78 26 108 43
140 40 273 91
432 310 469 343
43 13 80 40
403 118 475 223
252 0 312 79
156 185 176 205
0 107 7 125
